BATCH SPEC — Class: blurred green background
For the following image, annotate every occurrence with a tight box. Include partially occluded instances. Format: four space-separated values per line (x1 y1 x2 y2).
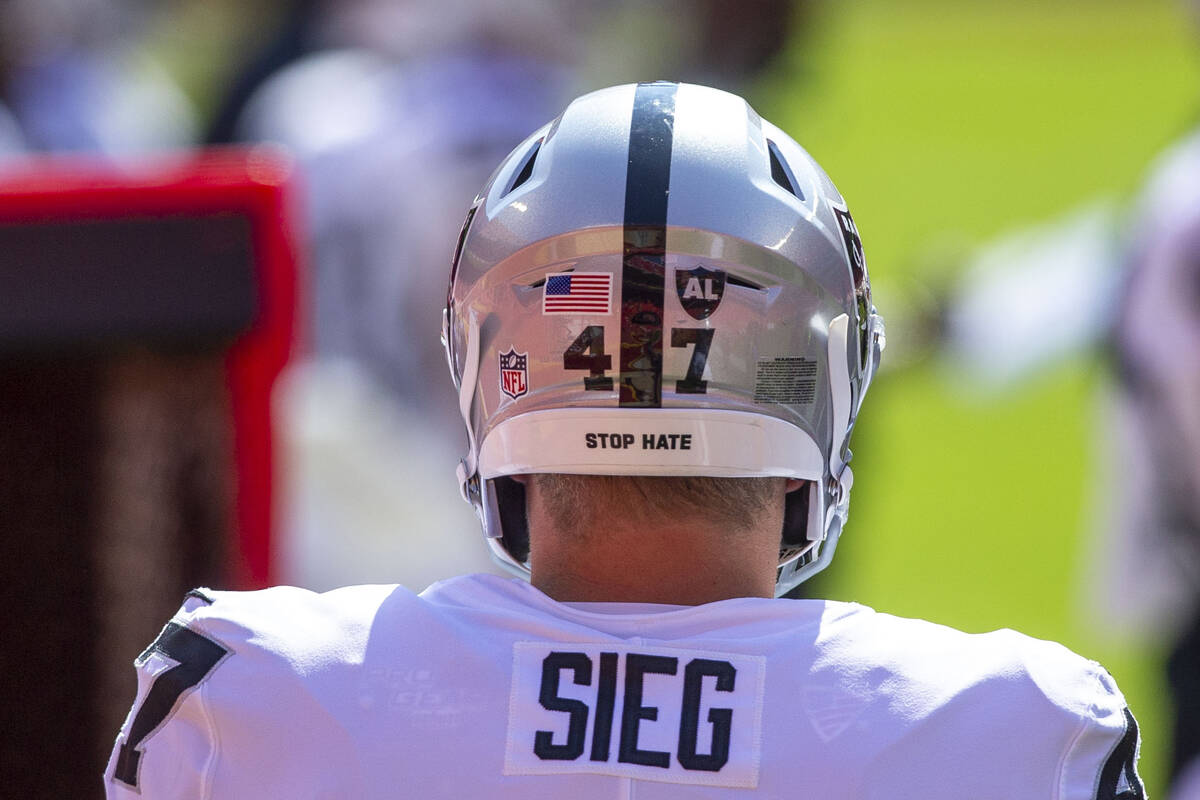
756 0 1200 790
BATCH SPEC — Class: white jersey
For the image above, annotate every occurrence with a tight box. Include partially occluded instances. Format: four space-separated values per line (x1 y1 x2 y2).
105 573 1143 799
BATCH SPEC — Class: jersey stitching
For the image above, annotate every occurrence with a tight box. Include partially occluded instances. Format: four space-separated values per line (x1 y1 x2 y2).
1056 700 1092 800
502 641 525 775
505 575 813 628
196 626 223 800
1055 665 1111 800
747 658 767 787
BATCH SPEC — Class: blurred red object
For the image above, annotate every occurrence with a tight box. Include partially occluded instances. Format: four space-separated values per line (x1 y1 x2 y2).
0 146 302 587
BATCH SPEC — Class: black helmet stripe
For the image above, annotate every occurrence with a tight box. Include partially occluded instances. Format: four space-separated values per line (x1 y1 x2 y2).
618 81 677 408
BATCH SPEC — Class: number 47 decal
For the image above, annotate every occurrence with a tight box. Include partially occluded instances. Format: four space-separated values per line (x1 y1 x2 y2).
563 325 714 393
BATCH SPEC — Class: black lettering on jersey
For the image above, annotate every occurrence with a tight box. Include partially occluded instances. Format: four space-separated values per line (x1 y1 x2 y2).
535 652 592 760
1096 707 1145 800
618 654 679 768
533 651 738 773
590 653 619 762
678 659 736 771
111 622 230 789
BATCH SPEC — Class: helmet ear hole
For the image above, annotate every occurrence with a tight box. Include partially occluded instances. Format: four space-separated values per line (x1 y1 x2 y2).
493 476 531 564
781 482 811 547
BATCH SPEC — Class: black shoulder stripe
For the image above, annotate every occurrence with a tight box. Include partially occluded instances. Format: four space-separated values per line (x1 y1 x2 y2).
116 622 230 789
1097 707 1146 800
619 81 677 408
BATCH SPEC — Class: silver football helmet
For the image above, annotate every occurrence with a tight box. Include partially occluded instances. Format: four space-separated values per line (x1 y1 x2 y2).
442 82 884 595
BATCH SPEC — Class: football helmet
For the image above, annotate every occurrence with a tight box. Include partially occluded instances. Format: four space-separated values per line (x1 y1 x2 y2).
442 82 884 595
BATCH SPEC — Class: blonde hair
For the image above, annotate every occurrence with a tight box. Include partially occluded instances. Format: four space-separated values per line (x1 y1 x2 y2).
529 474 787 535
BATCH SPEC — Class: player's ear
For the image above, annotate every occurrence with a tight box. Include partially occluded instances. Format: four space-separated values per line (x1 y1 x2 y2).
510 474 532 486
785 478 807 494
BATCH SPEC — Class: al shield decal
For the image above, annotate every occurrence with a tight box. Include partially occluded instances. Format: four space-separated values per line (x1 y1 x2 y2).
499 348 528 399
675 265 726 320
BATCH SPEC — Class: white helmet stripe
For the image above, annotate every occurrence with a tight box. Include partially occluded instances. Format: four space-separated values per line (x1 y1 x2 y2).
827 313 852 478
454 311 482 498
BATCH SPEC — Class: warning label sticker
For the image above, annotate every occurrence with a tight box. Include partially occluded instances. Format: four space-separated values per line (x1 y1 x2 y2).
753 358 817 405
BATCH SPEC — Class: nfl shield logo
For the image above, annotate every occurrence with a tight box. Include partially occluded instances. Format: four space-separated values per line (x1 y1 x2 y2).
675 265 726 320
499 348 528 399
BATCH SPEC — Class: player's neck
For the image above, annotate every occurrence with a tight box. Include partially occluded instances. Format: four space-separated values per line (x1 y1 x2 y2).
529 524 777 605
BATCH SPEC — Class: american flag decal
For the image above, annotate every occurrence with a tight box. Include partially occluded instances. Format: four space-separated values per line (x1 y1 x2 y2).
542 272 613 315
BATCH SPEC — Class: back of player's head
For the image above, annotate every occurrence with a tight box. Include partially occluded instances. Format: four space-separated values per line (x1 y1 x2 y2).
442 82 884 595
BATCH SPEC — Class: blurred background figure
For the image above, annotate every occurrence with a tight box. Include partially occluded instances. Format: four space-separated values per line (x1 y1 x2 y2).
941 125 1200 800
0 0 195 154
1100 128 1200 800
932 41 1200 800
219 0 586 590
0 101 26 157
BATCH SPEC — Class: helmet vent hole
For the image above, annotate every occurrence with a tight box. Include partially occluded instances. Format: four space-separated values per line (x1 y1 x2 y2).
726 273 764 290
527 265 571 289
767 139 804 200
505 137 543 196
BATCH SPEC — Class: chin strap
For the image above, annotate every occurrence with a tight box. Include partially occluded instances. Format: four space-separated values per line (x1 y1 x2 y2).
825 463 853 539
862 311 886 405
454 311 482 503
